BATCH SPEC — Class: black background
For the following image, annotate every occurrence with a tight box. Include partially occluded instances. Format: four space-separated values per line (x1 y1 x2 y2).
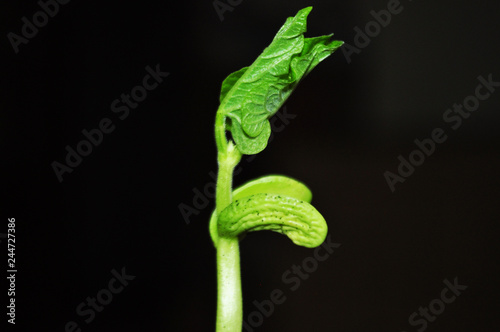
1 0 500 331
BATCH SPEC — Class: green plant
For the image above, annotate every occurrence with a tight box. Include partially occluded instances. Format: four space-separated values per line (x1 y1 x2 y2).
210 7 343 331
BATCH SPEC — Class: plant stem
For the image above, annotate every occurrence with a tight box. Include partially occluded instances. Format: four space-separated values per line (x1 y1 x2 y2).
216 236 242 331
215 112 228 157
216 151 237 215
215 114 242 332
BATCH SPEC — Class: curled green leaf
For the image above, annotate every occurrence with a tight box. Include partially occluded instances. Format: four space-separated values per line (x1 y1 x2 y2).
218 193 327 248
209 175 313 248
217 6 343 155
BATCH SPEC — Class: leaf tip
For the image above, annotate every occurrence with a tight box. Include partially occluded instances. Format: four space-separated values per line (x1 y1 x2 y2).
295 6 313 23
299 6 313 15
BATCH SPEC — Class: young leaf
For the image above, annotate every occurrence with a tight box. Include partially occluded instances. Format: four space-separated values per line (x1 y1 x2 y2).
218 193 328 248
217 6 343 155
227 117 271 155
219 66 248 103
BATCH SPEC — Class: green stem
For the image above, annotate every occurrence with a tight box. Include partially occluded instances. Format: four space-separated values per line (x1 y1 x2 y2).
215 114 242 332
216 151 236 215
215 112 228 157
216 236 242 331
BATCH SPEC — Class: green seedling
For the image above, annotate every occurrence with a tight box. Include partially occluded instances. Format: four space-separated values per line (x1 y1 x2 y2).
211 7 343 331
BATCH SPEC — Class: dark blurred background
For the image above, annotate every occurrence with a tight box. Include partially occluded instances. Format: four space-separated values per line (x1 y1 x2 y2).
1 0 499 331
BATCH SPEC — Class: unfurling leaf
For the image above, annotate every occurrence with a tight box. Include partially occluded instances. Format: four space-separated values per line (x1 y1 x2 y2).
217 6 343 155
